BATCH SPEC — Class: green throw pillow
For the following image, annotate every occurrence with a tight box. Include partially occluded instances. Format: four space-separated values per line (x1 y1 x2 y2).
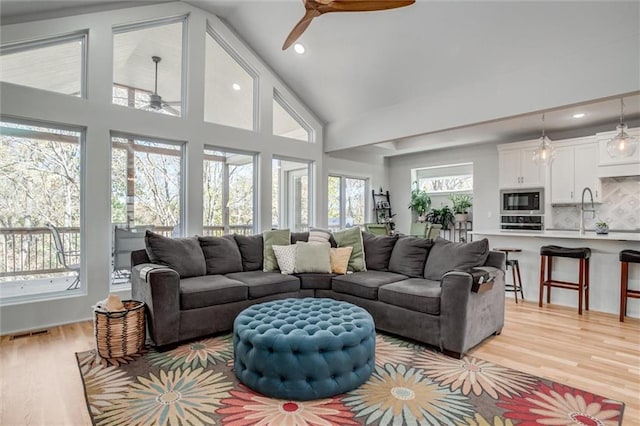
294 242 331 273
333 227 367 272
263 229 291 271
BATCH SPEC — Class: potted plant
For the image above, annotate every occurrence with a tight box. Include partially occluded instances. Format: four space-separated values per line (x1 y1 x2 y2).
595 219 609 235
426 206 455 230
450 193 472 222
408 182 431 222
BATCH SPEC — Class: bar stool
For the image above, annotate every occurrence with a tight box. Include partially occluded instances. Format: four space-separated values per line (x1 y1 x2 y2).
495 248 524 303
619 249 640 322
538 245 591 315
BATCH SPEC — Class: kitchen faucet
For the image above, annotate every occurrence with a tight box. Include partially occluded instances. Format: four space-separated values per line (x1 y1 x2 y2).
580 187 595 235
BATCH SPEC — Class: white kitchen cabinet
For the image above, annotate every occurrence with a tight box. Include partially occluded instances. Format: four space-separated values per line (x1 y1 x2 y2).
498 145 545 188
550 140 601 204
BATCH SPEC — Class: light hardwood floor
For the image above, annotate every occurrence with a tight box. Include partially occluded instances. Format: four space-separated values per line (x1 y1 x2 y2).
1 301 639 425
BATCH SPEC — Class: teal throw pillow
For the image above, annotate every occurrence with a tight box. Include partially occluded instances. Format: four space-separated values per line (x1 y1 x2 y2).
333 227 367 272
263 229 291 271
294 242 331 273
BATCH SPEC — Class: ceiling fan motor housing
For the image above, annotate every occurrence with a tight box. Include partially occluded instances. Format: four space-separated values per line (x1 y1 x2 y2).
149 93 163 110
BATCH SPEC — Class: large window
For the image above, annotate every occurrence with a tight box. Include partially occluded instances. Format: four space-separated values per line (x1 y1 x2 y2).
0 120 83 299
203 148 256 236
413 163 473 194
113 18 185 116
0 33 86 97
272 158 312 231
273 90 311 142
111 133 183 235
204 29 256 130
328 175 368 231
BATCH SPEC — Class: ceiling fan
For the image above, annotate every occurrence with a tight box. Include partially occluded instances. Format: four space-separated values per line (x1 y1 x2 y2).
113 56 181 116
282 0 415 50
146 56 180 116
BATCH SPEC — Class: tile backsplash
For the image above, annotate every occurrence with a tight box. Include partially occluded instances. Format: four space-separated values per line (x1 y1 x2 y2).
551 176 640 231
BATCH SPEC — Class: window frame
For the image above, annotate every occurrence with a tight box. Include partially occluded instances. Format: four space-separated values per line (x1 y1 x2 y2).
0 116 86 305
203 145 259 235
0 31 88 98
328 174 370 229
110 130 186 237
273 89 313 143
205 24 260 131
112 15 188 117
272 156 314 231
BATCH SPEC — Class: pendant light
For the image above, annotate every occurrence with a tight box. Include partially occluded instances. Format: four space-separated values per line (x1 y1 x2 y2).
532 113 554 166
607 98 638 158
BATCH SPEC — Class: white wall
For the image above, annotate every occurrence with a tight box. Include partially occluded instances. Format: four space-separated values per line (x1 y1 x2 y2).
0 2 329 334
389 142 500 235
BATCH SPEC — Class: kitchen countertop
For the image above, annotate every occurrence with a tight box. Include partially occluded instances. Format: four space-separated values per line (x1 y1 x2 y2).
471 229 640 242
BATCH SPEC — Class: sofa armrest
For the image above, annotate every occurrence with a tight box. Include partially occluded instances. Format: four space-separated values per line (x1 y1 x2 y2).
131 263 181 346
439 266 505 356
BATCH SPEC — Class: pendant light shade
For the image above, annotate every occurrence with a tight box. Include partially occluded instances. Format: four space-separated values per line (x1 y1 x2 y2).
607 98 638 158
532 113 554 166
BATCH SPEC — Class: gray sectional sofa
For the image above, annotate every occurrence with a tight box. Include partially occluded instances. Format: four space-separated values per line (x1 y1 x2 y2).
131 231 506 358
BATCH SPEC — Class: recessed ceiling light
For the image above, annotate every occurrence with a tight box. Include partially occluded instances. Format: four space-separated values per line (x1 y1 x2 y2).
294 43 305 54
572 113 586 118
232 83 241 91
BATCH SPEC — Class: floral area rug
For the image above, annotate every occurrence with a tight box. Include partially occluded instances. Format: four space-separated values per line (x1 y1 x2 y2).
76 332 624 425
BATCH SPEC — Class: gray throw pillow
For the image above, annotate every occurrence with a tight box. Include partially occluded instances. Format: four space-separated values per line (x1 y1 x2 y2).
388 236 433 278
234 234 263 271
363 232 399 271
198 235 243 275
424 237 490 281
144 230 206 278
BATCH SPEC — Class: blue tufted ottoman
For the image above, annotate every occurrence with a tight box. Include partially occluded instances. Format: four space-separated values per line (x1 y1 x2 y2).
233 298 375 400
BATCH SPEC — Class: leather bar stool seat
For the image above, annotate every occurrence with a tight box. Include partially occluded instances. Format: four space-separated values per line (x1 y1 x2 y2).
540 245 591 259
619 249 640 322
539 245 591 315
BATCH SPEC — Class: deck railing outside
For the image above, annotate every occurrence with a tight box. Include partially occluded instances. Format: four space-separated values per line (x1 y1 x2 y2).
0 225 255 279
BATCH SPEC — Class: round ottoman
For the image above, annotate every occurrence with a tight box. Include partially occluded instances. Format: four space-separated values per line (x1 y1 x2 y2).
233 298 375 400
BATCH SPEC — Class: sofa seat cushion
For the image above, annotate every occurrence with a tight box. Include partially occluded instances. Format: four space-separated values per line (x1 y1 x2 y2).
378 278 442 315
226 271 300 299
295 273 335 290
180 275 248 310
332 271 408 300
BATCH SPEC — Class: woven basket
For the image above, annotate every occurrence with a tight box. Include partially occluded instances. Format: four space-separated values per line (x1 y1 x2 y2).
94 300 145 358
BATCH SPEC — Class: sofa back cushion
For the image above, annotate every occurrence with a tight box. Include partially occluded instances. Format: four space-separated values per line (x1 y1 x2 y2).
424 237 490 280
363 232 399 271
388 236 432 278
145 230 206 278
333 227 367 272
290 232 309 244
234 234 263 271
198 235 243 275
263 229 291 271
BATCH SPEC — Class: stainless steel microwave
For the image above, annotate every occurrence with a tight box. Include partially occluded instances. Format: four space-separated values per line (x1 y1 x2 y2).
500 188 544 214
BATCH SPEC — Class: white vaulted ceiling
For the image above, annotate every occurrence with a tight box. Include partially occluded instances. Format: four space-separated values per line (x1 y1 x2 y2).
2 0 639 155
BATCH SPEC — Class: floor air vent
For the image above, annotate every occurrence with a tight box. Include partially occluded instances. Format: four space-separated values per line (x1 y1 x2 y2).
9 329 50 340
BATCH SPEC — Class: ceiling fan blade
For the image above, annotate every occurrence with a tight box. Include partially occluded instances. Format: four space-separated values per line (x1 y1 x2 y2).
161 104 181 116
317 0 415 13
282 8 321 50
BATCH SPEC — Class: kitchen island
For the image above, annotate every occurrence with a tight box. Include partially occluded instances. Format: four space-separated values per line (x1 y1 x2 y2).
471 229 640 318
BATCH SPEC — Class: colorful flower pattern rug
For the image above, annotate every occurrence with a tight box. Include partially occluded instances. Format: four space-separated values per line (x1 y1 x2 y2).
76 333 624 425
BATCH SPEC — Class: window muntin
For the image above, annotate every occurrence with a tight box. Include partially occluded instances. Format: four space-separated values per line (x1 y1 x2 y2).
328 175 368 230
203 148 256 236
0 33 86 97
113 19 184 116
0 120 83 298
272 158 312 231
111 134 183 235
204 29 256 130
273 91 311 142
